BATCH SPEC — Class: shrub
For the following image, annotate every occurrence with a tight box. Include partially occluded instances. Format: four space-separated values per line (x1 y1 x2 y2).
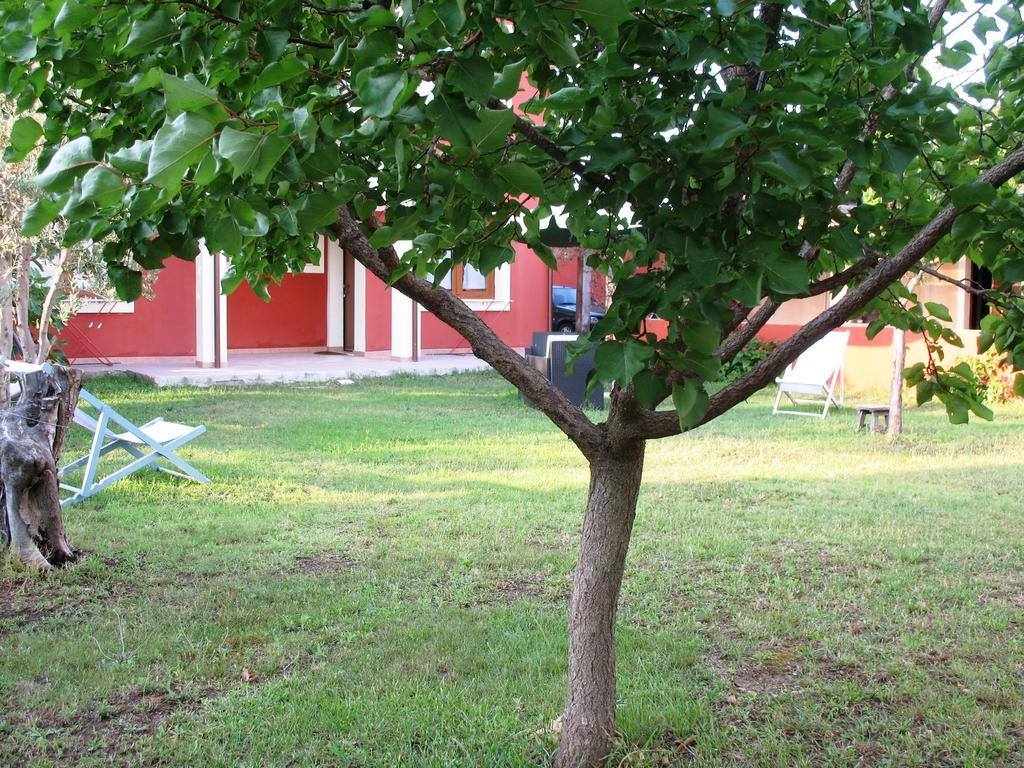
722 339 777 383
956 349 1019 404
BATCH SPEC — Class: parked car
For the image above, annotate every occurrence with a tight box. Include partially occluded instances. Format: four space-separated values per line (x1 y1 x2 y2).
552 286 606 333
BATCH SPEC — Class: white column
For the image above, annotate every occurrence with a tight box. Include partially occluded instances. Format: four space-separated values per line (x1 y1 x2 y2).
353 261 367 354
195 240 228 367
325 237 344 350
391 291 414 360
389 241 416 360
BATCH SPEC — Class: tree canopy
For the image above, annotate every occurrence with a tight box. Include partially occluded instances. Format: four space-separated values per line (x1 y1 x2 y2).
1 1 1023 434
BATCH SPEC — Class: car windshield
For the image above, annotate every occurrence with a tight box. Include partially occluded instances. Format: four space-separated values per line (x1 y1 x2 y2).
552 287 576 305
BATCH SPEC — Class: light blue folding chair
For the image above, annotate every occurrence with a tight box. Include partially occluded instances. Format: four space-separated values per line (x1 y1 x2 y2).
59 388 210 506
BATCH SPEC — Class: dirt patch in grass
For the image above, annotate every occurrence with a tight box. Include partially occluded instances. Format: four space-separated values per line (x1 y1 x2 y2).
491 573 551 601
6 684 218 767
0 570 135 639
292 551 359 574
705 644 804 697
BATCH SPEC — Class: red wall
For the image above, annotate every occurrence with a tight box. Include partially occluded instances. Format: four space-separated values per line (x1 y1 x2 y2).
365 271 392 353
758 323 894 347
420 244 550 351
227 271 327 349
61 258 196 359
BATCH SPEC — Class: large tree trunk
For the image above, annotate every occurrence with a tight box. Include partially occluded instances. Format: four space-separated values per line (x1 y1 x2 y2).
0 364 81 568
557 440 645 768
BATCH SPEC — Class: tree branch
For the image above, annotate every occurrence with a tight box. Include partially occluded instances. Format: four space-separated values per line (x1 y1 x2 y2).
716 298 779 364
328 208 606 459
622 143 1024 442
487 99 614 194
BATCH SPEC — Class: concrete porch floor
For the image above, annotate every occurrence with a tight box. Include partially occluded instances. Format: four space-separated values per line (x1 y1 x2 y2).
75 351 492 388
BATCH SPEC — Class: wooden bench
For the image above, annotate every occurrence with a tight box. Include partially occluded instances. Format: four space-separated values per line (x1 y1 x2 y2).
855 404 890 433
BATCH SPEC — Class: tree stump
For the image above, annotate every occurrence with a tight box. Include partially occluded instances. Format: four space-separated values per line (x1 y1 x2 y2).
0 364 82 569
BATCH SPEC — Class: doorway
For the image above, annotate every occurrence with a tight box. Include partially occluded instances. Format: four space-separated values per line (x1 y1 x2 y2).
343 249 355 352
968 260 993 330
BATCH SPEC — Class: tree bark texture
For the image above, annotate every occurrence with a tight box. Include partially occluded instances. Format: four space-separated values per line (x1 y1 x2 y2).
0 248 14 410
557 440 645 768
888 327 907 435
15 243 38 363
0 365 81 568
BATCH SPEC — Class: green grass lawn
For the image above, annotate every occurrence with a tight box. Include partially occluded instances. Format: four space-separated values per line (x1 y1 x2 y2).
1 372 1022 767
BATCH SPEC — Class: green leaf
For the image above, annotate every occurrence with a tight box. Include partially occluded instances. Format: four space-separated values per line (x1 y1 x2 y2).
472 109 514 154
145 113 215 190
3 30 36 61
253 55 307 90
448 56 493 103
974 15 998 39
762 251 809 295
355 64 410 117
681 352 721 381
206 212 242 256
752 150 812 189
108 264 143 301
880 140 917 175
493 58 527 100
951 212 984 242
705 106 748 151
594 339 654 385
6 115 42 162
426 92 480 148
108 140 152 175
950 181 996 208
257 29 290 63
251 135 292 184
437 0 466 34
54 0 93 36
21 199 61 237
122 11 175 56
574 0 633 43
730 268 763 306
924 301 952 322
33 136 95 192
682 322 720 355
217 127 265 179
543 87 591 110
1014 373 1024 397
294 190 341 233
897 12 933 55
537 27 579 67
632 369 669 409
671 379 710 430
80 165 125 206
162 73 228 120
969 399 994 421
937 46 971 70
714 0 736 14
497 162 544 197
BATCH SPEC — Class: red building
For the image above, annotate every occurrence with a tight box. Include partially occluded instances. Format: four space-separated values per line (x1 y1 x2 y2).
61 236 554 366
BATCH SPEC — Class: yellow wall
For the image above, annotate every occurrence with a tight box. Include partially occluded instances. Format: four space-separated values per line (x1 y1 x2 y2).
765 258 981 393
843 330 982 392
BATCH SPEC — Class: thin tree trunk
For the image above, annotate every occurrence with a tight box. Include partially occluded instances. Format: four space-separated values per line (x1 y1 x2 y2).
557 441 645 768
888 326 906 435
0 249 15 408
35 247 71 363
15 243 37 362
888 273 920 435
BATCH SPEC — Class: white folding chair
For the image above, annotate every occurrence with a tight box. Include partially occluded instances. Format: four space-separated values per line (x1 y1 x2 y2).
772 331 850 418
59 388 209 506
